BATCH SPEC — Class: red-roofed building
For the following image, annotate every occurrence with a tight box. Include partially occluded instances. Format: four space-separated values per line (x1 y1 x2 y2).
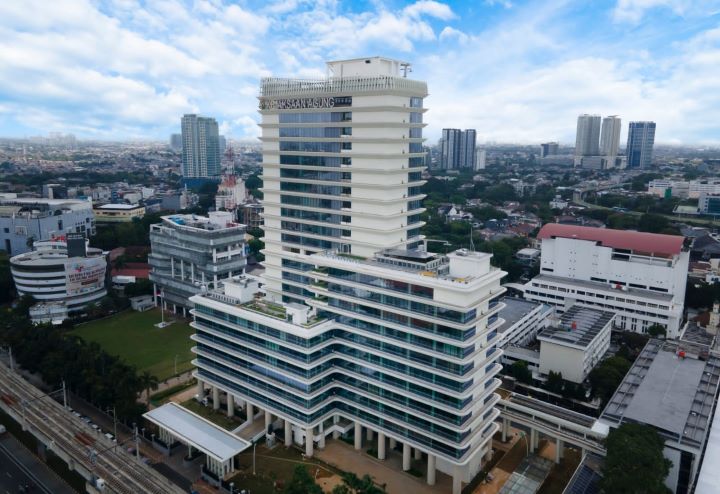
524 223 689 338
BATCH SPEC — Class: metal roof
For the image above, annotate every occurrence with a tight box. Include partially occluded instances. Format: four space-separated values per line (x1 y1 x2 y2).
537 223 684 257
538 306 614 349
143 403 250 462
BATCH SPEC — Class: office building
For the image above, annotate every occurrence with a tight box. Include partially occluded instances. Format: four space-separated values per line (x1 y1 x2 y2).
0 197 94 256
93 203 145 223
626 121 656 169
602 339 720 494
599 115 621 158
574 114 601 162
10 234 107 315
698 192 720 216
148 212 248 315
170 133 182 151
537 306 613 383
190 57 506 493
181 114 222 184
540 142 559 158
523 224 689 338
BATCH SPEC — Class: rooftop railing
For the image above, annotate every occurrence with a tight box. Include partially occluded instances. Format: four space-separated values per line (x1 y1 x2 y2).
260 76 427 98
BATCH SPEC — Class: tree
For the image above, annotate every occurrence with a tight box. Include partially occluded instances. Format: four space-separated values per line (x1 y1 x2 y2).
508 361 532 384
337 472 386 494
124 279 154 298
602 423 672 494
545 371 564 394
284 465 323 494
589 356 631 405
647 324 667 339
138 371 159 400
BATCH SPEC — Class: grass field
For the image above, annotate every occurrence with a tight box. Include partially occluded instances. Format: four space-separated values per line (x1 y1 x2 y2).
72 309 195 380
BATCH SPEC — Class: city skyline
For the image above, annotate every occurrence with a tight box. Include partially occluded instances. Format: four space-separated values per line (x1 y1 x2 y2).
1 0 719 144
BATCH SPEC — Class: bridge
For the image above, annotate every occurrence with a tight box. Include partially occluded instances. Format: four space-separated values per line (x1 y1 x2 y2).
495 389 607 462
0 361 185 494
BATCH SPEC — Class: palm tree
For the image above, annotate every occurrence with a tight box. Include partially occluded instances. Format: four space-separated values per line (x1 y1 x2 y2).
138 371 159 402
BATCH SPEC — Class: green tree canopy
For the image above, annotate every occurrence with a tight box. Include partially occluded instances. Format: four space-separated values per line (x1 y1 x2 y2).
284 465 323 494
589 356 631 406
602 423 672 494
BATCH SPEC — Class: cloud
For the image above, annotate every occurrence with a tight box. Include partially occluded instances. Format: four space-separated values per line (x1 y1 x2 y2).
404 1 456 20
439 26 469 43
484 0 514 8
612 0 720 23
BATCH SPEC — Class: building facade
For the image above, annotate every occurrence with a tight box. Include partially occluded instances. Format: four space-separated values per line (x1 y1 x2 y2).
540 142 559 158
441 128 462 170
148 212 248 314
181 114 222 183
626 121 656 169
460 129 477 169
574 114 601 160
93 203 145 223
698 192 720 216
599 115 621 159
189 57 506 493
10 237 107 314
523 224 688 338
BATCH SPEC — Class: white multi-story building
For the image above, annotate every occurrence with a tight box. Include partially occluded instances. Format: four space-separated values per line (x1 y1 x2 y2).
537 306 613 383
215 175 248 211
523 224 688 338
647 179 720 199
496 297 552 349
188 57 506 493
10 237 107 315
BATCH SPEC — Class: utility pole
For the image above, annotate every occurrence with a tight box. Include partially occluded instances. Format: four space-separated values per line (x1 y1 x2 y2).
62 380 67 409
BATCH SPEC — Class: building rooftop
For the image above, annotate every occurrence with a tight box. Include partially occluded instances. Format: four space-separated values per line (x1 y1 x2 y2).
537 223 684 257
538 306 614 349
156 212 245 233
601 340 720 449
497 297 543 335
533 274 674 302
95 203 143 210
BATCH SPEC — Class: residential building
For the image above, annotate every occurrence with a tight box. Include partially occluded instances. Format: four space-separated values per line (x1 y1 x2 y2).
10 234 107 315
574 114 601 164
599 115 621 159
626 121 656 169
460 129 477 169
148 212 248 315
441 128 462 170
93 203 145 223
475 148 486 170
239 202 263 229
496 297 552 349
601 339 720 494
190 57 506 494
181 114 221 184
549 195 569 210
0 197 95 256
170 133 182 151
537 306 613 383
523 224 689 338
515 247 540 265
540 142 559 158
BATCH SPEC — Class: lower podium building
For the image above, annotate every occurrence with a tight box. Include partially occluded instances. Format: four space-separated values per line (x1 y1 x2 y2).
189 248 506 493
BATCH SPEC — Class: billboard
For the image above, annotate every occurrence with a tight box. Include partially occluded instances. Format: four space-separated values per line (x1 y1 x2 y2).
66 257 106 297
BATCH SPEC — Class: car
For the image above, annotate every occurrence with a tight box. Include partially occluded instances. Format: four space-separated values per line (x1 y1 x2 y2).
80 416 91 424
90 424 101 432
0 424 6 434
104 433 116 443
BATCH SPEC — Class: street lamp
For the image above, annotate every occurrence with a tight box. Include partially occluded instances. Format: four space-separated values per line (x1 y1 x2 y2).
518 431 529 456
229 482 234 494
252 442 257 476
174 354 179 377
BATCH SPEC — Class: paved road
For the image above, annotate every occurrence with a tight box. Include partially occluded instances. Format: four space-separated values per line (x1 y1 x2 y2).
0 434 76 494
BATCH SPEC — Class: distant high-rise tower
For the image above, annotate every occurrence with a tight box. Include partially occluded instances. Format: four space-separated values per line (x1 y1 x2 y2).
181 114 221 183
540 142 559 158
460 129 477 169
600 116 621 158
475 148 487 170
441 128 462 169
626 121 656 169
170 133 182 151
574 114 601 159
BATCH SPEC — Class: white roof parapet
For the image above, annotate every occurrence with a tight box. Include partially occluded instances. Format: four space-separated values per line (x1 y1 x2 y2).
260 75 427 98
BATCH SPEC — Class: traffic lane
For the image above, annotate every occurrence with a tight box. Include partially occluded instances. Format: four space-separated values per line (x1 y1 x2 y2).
0 442 46 494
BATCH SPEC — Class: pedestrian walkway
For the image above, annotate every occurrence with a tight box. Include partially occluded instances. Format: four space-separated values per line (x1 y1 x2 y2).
315 439 453 494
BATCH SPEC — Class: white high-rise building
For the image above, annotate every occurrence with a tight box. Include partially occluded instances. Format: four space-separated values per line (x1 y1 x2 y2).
575 114 601 157
188 57 506 493
475 148 486 170
600 115 621 158
523 224 689 338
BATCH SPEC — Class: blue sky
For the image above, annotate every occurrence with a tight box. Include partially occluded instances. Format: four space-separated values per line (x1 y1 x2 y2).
1 0 719 144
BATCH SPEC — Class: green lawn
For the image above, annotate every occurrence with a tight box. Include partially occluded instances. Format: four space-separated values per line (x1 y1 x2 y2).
71 308 195 380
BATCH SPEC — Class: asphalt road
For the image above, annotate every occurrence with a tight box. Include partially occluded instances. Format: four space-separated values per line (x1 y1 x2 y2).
0 438 59 494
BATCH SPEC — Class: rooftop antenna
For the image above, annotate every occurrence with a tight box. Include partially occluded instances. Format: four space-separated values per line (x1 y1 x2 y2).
400 63 412 78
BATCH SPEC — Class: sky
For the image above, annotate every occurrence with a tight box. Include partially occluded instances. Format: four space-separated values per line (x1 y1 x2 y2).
1 0 719 145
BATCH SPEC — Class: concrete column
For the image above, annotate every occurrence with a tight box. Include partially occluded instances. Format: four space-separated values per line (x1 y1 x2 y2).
305 426 314 458
366 427 373 441
414 448 422 460
265 410 273 430
212 387 220 410
246 401 254 423
427 454 436 486
377 432 386 460
226 394 234 417
332 415 340 439
555 438 563 464
196 379 203 399
284 420 292 447
389 438 397 450
354 422 362 450
530 429 538 453
402 443 411 471
501 418 509 442
452 465 463 494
